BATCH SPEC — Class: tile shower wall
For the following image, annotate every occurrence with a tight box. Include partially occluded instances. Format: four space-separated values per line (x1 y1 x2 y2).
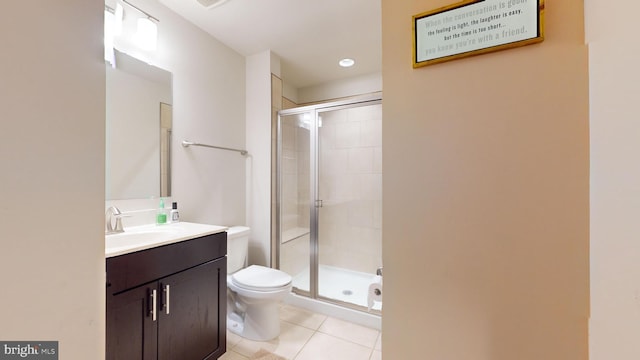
318 104 382 274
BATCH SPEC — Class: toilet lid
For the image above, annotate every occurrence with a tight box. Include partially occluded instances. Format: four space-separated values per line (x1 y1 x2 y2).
232 265 292 291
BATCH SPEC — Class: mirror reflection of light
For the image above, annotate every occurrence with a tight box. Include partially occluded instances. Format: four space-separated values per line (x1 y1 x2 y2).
297 113 322 129
298 113 312 130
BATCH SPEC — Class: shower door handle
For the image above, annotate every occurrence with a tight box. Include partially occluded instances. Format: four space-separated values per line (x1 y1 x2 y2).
315 199 323 208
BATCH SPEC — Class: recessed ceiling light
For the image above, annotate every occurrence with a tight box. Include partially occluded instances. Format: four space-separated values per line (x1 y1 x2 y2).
339 58 355 67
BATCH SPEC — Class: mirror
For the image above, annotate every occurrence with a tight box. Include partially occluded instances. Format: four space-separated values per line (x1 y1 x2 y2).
106 49 172 200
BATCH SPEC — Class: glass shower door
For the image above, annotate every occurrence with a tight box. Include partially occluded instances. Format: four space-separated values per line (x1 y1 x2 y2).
277 111 312 295
276 95 383 312
316 102 383 310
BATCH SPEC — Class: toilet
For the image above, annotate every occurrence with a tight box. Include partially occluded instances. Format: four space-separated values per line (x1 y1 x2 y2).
226 226 292 341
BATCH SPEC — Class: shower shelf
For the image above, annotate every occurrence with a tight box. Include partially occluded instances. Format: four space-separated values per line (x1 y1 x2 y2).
281 227 310 244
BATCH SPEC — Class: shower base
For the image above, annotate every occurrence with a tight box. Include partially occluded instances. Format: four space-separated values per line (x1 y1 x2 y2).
291 265 382 311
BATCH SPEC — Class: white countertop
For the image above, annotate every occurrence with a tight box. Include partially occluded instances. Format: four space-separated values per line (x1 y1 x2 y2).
106 222 228 258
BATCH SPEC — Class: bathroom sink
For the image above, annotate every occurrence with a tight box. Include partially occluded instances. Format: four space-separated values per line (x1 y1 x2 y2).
107 228 179 247
105 222 227 258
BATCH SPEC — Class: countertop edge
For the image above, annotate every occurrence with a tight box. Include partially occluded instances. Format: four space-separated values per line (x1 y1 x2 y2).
105 222 228 258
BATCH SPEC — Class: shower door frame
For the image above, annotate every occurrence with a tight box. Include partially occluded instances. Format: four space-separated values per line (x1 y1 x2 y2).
275 92 382 311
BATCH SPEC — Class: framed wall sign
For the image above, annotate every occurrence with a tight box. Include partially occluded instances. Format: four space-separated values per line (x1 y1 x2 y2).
413 0 544 67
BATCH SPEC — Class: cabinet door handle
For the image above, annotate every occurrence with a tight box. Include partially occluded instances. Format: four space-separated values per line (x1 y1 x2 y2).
149 289 157 322
164 284 170 315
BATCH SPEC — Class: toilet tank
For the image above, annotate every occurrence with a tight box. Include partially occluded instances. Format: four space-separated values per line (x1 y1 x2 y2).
226 226 250 274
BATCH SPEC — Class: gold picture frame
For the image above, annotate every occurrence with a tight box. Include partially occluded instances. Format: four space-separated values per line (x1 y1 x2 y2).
413 0 545 68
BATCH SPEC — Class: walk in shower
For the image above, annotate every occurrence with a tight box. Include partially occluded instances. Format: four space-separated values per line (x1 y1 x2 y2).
276 94 382 316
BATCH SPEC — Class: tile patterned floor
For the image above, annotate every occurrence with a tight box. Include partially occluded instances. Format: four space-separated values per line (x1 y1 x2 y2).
220 304 382 360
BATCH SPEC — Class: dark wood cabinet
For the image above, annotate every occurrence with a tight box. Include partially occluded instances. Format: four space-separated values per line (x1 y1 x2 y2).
106 281 158 360
157 260 224 359
106 232 227 360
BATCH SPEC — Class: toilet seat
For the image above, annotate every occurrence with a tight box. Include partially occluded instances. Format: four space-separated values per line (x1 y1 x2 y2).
231 265 292 292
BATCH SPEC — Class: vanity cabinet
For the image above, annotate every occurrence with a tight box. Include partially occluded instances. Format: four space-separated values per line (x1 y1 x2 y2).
106 232 227 360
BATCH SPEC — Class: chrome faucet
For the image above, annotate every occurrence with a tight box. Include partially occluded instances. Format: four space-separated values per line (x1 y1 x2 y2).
105 206 125 234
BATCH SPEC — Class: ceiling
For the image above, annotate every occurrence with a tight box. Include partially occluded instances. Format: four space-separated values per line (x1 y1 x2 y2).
158 0 382 89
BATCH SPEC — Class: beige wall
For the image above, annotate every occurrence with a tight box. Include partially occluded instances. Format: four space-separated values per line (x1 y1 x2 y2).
297 73 383 104
587 0 640 358
382 0 589 359
246 50 275 266
0 1 105 358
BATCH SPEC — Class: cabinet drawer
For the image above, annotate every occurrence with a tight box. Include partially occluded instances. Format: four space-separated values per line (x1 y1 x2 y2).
107 231 226 294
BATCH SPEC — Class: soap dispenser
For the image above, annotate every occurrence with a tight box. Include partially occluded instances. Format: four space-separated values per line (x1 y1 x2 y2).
156 198 167 225
170 202 180 223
